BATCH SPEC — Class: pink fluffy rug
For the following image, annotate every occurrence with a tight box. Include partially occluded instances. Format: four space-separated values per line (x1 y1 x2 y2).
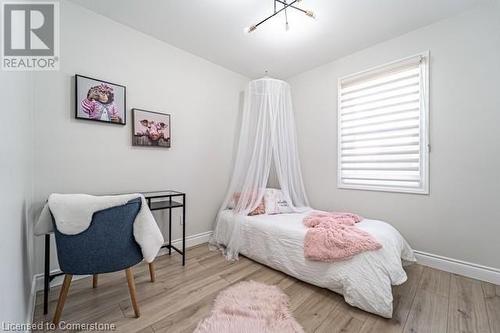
194 281 304 333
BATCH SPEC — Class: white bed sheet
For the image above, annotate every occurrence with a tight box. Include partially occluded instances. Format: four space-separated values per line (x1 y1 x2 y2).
213 210 416 318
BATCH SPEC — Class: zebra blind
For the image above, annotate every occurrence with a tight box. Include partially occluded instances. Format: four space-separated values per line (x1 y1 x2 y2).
338 54 429 194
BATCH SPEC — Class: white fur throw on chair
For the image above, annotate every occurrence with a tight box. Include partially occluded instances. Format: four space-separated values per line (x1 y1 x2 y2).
35 193 164 263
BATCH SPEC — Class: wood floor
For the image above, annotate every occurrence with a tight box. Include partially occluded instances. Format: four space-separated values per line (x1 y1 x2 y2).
34 244 500 333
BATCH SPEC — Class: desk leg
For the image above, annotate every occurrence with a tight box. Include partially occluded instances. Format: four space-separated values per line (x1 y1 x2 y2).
182 195 186 266
168 197 172 255
43 234 50 315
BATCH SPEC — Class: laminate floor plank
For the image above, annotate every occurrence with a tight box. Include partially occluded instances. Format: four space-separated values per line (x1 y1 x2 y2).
419 266 451 298
284 279 318 311
358 263 424 333
314 300 366 333
403 290 449 333
117 275 230 332
294 288 341 332
482 282 500 333
150 290 217 333
448 274 491 333
32 244 497 333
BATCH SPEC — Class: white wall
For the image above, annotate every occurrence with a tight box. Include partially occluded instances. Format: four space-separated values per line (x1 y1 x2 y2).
32 1 248 274
288 3 500 269
0 72 35 324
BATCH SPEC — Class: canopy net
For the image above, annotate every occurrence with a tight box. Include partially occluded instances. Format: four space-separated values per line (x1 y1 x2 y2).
210 78 310 259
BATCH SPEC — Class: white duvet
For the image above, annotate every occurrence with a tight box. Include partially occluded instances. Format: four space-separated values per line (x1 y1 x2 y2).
213 210 415 318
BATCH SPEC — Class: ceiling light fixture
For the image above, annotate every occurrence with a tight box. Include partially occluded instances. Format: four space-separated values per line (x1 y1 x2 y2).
245 0 315 34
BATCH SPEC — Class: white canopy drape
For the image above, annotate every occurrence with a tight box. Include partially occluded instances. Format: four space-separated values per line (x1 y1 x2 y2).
211 78 310 259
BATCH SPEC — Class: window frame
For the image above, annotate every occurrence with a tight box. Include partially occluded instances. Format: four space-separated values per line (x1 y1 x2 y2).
337 52 430 194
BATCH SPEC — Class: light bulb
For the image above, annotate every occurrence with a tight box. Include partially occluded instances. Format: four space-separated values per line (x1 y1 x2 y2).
244 25 257 34
305 10 316 19
286 22 290 31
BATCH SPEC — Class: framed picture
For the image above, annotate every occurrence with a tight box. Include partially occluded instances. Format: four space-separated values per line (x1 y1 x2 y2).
75 74 126 125
132 109 171 148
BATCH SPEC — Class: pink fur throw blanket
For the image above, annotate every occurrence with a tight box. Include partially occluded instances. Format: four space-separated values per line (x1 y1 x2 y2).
194 281 304 333
303 211 382 262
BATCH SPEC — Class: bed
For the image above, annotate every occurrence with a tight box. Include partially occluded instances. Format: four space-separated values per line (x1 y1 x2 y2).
213 210 416 318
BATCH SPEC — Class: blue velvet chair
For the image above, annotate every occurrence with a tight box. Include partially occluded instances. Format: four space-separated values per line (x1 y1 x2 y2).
52 198 155 324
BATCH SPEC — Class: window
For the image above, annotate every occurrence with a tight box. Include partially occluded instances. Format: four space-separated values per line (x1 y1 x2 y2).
337 53 429 194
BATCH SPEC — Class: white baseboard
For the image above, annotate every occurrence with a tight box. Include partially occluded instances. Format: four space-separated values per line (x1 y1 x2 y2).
33 270 90 293
28 232 498 327
25 274 37 331
28 230 213 325
157 230 213 256
171 230 213 250
31 230 213 293
414 250 500 285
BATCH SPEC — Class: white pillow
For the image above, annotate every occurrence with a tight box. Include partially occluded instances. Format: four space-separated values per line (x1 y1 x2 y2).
264 188 293 215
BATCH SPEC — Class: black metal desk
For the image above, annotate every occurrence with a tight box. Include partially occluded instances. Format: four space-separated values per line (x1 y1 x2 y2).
143 190 186 265
42 190 186 315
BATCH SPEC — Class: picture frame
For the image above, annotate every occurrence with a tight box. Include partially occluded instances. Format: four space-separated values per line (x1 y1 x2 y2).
75 74 126 125
132 108 171 148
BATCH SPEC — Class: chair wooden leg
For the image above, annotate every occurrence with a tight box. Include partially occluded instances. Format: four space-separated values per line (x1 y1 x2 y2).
125 268 140 318
52 274 72 325
148 262 156 283
92 274 98 288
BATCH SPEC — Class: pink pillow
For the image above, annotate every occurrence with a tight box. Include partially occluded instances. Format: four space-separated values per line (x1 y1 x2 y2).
230 192 266 216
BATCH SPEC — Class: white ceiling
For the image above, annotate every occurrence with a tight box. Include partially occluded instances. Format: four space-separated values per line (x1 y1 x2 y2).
69 0 486 78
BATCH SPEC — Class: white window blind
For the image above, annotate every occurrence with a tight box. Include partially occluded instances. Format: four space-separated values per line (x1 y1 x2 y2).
338 53 429 194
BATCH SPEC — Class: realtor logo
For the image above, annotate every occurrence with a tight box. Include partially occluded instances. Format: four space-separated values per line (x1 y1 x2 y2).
2 2 59 70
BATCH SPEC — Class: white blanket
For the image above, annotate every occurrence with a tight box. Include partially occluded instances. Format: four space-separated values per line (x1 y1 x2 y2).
35 193 164 263
212 210 416 318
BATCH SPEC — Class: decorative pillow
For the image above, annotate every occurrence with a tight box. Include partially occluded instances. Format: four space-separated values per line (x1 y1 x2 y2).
264 188 293 215
228 192 265 216
248 201 266 216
